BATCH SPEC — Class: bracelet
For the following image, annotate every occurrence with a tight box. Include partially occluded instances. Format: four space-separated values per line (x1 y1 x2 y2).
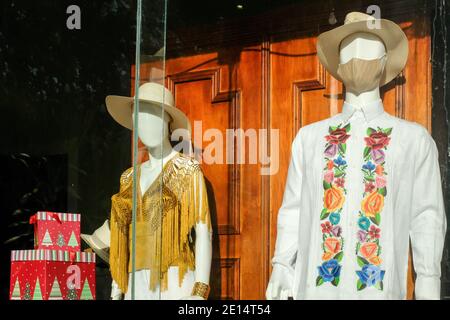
191 282 210 299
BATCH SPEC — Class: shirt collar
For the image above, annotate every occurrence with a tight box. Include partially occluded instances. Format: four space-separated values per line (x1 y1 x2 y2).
341 99 385 123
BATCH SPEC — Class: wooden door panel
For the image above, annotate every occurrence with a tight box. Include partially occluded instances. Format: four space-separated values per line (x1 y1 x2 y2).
164 45 264 299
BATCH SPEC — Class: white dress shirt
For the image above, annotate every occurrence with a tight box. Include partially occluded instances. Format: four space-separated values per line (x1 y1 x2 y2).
272 99 447 300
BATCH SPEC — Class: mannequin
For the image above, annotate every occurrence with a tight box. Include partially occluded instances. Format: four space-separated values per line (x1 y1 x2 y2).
266 32 387 300
110 101 212 300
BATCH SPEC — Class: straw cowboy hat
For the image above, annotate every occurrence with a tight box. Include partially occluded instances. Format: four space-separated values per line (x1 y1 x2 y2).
81 220 110 264
317 11 408 86
106 82 191 135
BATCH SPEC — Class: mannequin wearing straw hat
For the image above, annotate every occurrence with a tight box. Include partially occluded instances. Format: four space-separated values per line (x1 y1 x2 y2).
267 30 386 301
267 12 446 300
106 83 212 300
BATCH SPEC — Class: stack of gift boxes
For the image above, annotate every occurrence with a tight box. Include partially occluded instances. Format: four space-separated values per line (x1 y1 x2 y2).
9 211 96 300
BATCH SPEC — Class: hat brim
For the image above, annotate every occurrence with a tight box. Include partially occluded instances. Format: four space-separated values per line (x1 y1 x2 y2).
105 96 191 136
317 19 408 86
81 234 109 264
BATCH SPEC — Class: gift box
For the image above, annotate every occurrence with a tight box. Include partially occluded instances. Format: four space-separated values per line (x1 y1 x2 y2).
10 249 96 300
30 211 81 252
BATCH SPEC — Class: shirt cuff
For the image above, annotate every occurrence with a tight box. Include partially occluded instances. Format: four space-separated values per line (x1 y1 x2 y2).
415 275 441 300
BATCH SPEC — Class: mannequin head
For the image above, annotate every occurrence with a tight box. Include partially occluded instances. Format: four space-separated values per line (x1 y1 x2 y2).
339 32 386 62
132 101 172 149
337 32 387 97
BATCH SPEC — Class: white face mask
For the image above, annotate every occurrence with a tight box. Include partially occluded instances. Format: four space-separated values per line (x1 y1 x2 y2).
337 54 387 94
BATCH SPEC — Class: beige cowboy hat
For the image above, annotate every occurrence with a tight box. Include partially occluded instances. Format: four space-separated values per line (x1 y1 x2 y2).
81 220 110 264
317 11 408 86
106 82 191 135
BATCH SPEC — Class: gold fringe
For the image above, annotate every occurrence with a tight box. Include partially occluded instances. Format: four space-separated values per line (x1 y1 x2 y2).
109 154 211 294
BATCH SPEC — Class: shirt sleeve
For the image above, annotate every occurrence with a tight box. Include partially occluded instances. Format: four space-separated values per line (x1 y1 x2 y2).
410 128 447 300
271 132 303 273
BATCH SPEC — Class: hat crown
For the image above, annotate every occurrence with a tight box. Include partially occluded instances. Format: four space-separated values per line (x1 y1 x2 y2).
137 82 175 107
344 12 376 25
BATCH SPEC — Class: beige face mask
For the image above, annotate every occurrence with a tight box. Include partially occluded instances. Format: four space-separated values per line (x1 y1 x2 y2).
337 54 387 95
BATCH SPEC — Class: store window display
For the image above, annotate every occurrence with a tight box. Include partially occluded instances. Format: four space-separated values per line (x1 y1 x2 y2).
267 12 447 300
105 83 212 300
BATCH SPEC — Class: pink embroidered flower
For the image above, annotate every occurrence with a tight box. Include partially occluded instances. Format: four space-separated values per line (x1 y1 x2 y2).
375 175 387 189
357 230 368 242
324 144 338 158
364 131 390 150
368 225 381 239
321 221 333 234
371 149 386 164
335 178 345 188
365 182 376 193
325 128 350 145
324 170 334 184
331 225 342 237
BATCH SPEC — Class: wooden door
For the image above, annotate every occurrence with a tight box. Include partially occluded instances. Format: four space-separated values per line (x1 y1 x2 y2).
133 0 432 299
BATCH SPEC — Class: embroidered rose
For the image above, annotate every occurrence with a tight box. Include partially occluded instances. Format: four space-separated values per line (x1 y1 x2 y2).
318 259 341 282
360 242 379 259
356 264 385 287
322 252 334 261
361 191 384 218
325 128 350 145
375 175 387 189
324 170 334 184
324 186 345 212
324 237 341 254
364 131 390 150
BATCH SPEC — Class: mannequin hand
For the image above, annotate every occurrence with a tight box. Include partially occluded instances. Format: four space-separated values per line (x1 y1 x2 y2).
110 280 123 300
266 264 294 300
110 292 123 300
182 295 205 300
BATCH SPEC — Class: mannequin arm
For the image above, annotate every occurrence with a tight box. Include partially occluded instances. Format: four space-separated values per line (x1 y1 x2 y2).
184 222 212 300
266 132 303 300
184 168 213 300
410 129 447 300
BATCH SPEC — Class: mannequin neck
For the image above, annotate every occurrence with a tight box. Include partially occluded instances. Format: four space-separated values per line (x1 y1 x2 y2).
344 87 381 109
144 138 177 170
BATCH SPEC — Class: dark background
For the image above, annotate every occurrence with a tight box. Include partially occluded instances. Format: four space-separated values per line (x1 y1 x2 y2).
0 0 449 300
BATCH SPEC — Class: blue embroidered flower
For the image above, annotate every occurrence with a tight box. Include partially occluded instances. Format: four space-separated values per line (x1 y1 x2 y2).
362 161 376 171
358 217 371 231
356 264 385 287
329 212 341 225
333 156 347 166
318 259 341 282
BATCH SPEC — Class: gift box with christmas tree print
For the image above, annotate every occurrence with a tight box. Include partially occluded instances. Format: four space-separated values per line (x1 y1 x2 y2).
10 249 96 300
29 211 81 252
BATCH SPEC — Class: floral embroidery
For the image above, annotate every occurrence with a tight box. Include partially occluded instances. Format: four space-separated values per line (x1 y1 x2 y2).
356 127 392 291
316 123 350 287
